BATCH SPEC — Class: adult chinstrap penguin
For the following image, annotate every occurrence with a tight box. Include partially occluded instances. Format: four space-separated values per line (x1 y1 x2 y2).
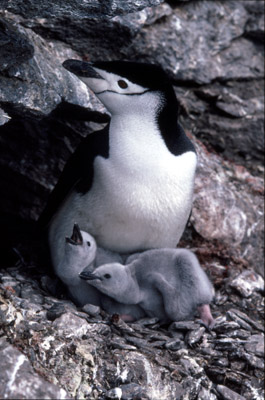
80 247 215 328
38 60 197 270
57 224 145 321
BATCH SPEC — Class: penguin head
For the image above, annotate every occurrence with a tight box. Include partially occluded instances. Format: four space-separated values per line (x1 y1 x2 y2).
79 262 134 303
64 224 97 268
63 60 176 116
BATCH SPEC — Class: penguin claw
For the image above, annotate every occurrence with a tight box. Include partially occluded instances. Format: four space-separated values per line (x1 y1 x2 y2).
198 318 215 333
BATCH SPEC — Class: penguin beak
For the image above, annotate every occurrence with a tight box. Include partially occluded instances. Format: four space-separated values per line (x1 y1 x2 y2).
66 223 83 245
62 59 103 79
79 271 102 281
63 59 108 94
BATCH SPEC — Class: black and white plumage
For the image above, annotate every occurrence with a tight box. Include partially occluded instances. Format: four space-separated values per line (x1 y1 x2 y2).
80 248 215 327
57 224 145 320
39 60 197 271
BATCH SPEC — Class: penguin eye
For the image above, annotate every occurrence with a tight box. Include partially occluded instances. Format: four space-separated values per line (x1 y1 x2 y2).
87 241 91 247
104 273 111 279
118 80 128 89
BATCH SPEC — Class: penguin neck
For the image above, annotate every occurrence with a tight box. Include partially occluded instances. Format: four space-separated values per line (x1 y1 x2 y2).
108 107 168 165
108 92 191 161
57 253 88 285
118 265 142 305
157 91 195 156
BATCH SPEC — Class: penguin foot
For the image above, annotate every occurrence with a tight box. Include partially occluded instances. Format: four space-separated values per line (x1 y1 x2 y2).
119 314 136 322
197 304 215 331
111 313 136 323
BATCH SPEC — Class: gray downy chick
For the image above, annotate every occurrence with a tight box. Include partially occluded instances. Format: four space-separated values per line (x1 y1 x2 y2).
80 248 215 327
57 224 145 320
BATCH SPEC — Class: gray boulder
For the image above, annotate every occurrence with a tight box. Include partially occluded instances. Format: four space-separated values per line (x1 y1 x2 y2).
0 338 70 399
1 0 163 19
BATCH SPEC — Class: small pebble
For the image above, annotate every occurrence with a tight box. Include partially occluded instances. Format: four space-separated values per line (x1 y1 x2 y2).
168 320 200 332
216 384 246 400
165 338 182 351
82 303 101 317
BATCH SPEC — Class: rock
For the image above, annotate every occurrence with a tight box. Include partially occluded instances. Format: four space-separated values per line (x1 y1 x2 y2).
168 321 200 332
181 376 203 399
216 384 246 400
110 339 137 351
227 309 264 332
82 303 101 317
121 351 185 400
229 270 264 297
0 275 21 296
213 321 241 333
180 356 203 376
18 3 172 63
205 366 226 385
191 137 264 276
185 326 205 347
226 311 252 332
0 338 70 399
137 317 160 326
0 13 101 119
213 338 246 352
20 284 44 304
212 357 229 368
198 387 217 400
46 302 68 321
106 387 123 399
230 361 246 372
106 383 148 400
0 17 34 72
53 312 110 338
190 81 264 176
124 336 150 350
0 107 11 125
244 5 265 42
225 330 251 340
0 262 264 400
241 348 264 370
124 1 263 83
2 0 163 19
244 334 264 357
164 338 182 351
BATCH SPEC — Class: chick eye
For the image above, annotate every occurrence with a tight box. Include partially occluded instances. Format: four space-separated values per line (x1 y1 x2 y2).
118 80 128 89
87 241 91 247
104 273 111 279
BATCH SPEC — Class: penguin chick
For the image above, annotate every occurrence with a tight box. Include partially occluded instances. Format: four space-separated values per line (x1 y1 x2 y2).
56 223 101 306
80 248 215 327
39 60 197 271
57 224 145 320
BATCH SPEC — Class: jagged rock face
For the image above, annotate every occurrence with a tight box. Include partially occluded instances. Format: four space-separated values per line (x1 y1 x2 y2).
2 0 163 19
0 1 264 398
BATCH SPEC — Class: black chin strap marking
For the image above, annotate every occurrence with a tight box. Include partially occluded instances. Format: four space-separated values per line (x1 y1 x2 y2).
95 89 151 96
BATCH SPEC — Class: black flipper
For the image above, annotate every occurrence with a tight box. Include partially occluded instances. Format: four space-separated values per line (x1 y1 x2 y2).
38 124 110 229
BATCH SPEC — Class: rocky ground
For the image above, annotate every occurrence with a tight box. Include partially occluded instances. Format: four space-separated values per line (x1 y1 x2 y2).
0 256 264 399
0 0 264 399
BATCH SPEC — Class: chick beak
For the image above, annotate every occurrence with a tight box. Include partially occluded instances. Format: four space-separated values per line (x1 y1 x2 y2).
79 271 102 281
65 223 83 245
